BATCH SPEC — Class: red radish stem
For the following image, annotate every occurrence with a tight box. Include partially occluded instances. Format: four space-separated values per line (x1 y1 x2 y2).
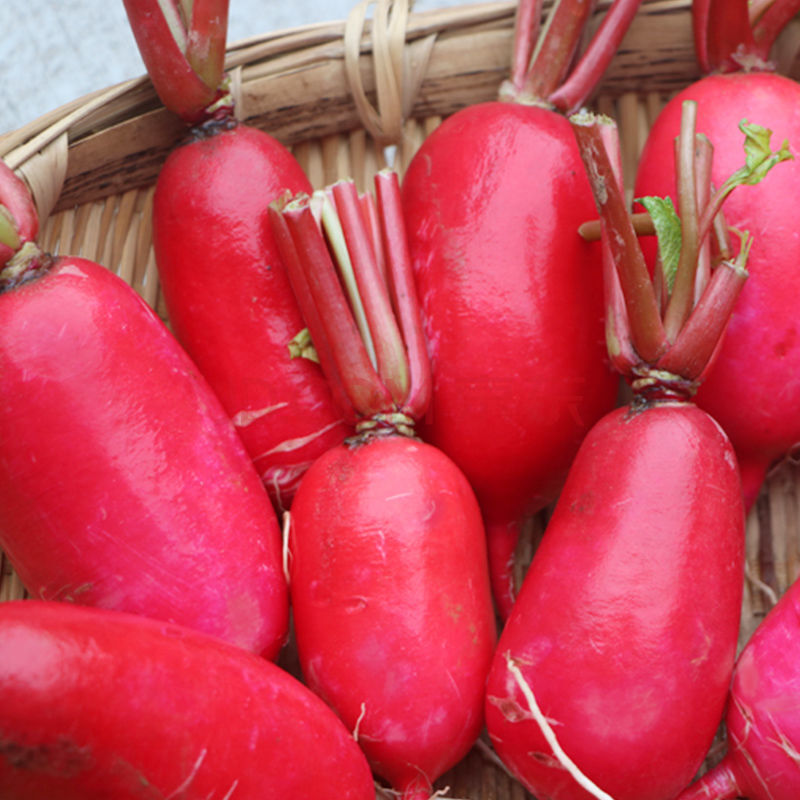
693 0 800 73
120 0 230 124
675 574 800 800
401 0 642 619
0 600 375 799
122 0 349 511
634 0 800 510
270 171 497 800
0 159 288 659
484 104 788 800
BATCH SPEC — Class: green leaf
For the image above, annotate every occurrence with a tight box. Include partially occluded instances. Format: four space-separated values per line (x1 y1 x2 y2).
636 195 682 293
725 120 794 189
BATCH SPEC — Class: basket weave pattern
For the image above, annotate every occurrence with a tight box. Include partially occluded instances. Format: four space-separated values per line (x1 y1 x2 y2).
2 0 800 795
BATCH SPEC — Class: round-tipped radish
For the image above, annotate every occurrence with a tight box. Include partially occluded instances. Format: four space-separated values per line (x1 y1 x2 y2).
270 171 497 800
0 600 375 799
0 160 288 659
675 575 800 800
121 0 350 510
400 0 641 617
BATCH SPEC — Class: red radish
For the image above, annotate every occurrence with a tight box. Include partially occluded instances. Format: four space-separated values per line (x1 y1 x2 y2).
122 0 350 510
269 171 497 800
0 160 288 659
675 576 800 800
634 0 800 509
400 0 642 617
0 600 375 800
485 106 789 800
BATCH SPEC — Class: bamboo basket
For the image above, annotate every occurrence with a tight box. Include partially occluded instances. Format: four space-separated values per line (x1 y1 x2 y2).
2 0 800 796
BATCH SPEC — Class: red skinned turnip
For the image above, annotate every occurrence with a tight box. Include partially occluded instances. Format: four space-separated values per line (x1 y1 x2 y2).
0 160 288 659
400 0 642 617
0 600 375 800
269 171 497 800
675 575 800 800
485 105 789 800
121 0 350 510
634 0 800 509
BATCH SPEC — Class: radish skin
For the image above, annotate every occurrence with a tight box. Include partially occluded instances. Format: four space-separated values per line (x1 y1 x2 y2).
481 105 791 800
402 101 618 619
122 0 350 511
152 123 349 508
0 255 288 659
0 600 375 800
290 434 496 800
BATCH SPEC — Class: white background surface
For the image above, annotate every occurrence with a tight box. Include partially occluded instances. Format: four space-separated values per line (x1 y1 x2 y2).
0 0 473 135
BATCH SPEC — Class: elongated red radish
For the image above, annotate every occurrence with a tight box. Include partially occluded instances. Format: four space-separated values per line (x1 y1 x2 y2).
675 575 800 800
0 160 288 659
485 106 789 800
633 0 800 509
400 0 641 618
0 600 375 800
270 171 497 800
122 0 349 510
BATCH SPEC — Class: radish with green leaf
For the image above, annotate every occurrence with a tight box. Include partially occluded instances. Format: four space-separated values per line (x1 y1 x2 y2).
121 0 349 510
634 0 800 509
400 0 641 618
0 160 288 659
269 170 497 800
484 104 790 800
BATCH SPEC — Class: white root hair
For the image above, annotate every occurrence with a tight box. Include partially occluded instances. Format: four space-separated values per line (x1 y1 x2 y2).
505 652 618 800
353 702 367 742
281 511 292 585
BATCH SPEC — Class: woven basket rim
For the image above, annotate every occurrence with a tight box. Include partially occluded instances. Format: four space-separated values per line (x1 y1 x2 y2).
0 0 707 221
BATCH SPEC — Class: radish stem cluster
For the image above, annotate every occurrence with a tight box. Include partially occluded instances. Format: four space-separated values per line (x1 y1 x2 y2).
571 102 790 391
